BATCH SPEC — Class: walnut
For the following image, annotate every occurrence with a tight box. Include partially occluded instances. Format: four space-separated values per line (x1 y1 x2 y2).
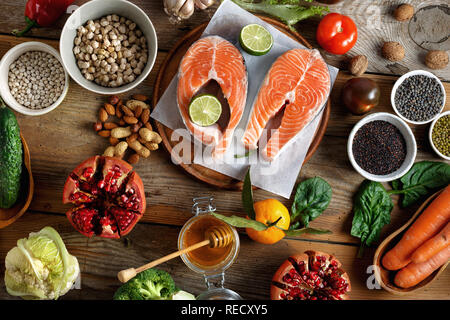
425 50 449 70
348 55 368 76
382 41 405 62
394 4 414 21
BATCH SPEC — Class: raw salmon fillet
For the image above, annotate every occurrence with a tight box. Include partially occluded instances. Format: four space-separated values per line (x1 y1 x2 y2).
177 36 248 158
242 49 330 161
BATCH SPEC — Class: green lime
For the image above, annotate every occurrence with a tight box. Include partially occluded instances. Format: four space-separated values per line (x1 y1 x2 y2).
239 24 273 56
188 94 222 127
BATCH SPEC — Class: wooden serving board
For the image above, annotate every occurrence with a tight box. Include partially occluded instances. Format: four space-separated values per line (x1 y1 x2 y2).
152 17 331 190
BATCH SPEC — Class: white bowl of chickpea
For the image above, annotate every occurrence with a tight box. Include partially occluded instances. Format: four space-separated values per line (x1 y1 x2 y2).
60 0 158 95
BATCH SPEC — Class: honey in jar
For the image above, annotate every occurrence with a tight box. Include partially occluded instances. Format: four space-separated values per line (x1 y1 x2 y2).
182 215 233 268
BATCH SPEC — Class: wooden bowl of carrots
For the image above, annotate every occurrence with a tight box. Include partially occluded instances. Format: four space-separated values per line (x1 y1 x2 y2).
374 185 449 295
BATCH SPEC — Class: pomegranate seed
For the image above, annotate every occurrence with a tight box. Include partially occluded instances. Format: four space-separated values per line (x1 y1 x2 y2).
97 180 105 188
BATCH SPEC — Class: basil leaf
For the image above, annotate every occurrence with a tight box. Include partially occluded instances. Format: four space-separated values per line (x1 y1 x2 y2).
283 227 331 237
351 180 393 249
291 177 332 227
390 161 450 207
211 212 267 231
242 169 256 220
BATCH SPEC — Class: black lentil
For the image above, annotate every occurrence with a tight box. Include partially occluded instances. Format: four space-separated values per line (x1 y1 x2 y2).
432 115 449 157
394 74 444 122
352 120 407 175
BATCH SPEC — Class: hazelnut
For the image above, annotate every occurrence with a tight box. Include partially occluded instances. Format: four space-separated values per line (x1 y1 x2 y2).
382 41 405 61
394 4 414 21
348 55 368 76
425 50 449 70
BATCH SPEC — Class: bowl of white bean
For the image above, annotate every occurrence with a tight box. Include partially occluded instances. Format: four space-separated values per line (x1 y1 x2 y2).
0 41 69 116
60 0 157 95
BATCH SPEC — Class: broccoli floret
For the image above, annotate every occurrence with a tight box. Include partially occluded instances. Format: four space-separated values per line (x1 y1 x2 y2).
113 268 176 300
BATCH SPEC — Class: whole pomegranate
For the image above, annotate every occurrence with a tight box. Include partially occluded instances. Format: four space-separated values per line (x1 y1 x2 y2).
63 156 146 238
271 251 351 300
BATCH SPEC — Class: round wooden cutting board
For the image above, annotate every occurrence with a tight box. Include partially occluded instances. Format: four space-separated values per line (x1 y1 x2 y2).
152 17 331 190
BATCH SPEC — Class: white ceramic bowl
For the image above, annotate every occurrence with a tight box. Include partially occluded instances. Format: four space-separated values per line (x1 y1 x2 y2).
429 110 450 160
347 112 417 182
391 70 446 125
60 0 157 95
0 42 69 116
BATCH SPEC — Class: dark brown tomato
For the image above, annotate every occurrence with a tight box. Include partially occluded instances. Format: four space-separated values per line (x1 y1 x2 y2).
341 78 380 115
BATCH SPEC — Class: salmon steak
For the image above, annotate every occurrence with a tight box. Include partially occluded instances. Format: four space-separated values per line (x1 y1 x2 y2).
242 49 330 161
177 35 248 158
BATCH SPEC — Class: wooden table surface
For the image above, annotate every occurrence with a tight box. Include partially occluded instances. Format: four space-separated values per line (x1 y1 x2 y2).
0 0 449 300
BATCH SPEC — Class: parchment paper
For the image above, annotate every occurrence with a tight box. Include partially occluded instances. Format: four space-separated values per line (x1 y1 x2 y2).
151 0 339 198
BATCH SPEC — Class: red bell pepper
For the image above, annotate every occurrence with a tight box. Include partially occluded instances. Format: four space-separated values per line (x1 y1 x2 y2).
13 0 75 37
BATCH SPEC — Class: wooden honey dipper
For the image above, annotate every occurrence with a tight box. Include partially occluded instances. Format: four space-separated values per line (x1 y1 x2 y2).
117 225 233 283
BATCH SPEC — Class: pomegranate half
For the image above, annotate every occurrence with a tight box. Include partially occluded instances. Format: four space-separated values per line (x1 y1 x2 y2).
271 251 351 300
63 156 146 238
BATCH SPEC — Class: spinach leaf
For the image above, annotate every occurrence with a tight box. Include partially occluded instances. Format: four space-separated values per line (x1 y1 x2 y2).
211 212 267 231
389 161 450 207
290 177 332 228
351 180 393 255
242 169 256 220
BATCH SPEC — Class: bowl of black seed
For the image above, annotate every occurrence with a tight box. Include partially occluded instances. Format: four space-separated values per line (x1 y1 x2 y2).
347 112 417 182
391 70 446 125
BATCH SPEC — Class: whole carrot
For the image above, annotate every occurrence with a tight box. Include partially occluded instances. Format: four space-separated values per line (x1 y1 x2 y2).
411 222 449 264
394 245 450 288
382 185 450 270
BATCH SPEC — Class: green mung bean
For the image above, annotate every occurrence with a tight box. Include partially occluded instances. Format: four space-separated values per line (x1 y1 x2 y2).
432 115 449 157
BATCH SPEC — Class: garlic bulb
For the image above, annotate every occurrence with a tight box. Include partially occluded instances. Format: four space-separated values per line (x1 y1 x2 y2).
163 0 216 21
194 0 215 10
164 0 195 21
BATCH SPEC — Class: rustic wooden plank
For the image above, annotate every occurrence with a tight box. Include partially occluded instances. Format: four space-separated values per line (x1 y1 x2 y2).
0 34 448 245
0 213 448 300
0 0 448 80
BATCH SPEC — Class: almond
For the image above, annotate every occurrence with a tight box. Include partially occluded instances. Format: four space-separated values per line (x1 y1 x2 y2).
104 103 116 116
123 116 138 124
128 133 139 142
134 105 143 118
116 104 123 118
141 108 150 124
104 122 119 130
99 108 108 122
132 94 149 101
127 153 140 164
131 123 142 133
121 105 134 117
98 130 111 137
144 121 153 131
119 119 126 126
109 137 120 146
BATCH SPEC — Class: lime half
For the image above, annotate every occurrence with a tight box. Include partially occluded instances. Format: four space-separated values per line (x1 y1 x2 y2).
239 24 273 56
189 94 222 127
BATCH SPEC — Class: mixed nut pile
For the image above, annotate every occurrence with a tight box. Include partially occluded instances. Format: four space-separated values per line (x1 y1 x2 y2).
94 94 162 164
74 14 148 87
8 51 65 109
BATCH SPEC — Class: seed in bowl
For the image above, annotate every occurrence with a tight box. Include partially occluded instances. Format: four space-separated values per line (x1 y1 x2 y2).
74 14 148 88
8 51 65 110
432 114 449 157
352 120 407 175
394 75 444 122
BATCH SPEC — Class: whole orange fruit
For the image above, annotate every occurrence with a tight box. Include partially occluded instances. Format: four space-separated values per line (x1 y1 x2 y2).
246 199 290 245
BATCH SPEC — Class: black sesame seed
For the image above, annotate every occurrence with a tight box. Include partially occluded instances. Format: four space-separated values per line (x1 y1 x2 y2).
352 120 407 175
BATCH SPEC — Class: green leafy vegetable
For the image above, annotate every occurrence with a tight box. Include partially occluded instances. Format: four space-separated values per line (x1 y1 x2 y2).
211 212 268 231
4 226 80 300
351 180 393 257
283 227 331 236
113 268 177 300
291 177 332 228
242 169 256 220
232 0 329 30
389 161 450 207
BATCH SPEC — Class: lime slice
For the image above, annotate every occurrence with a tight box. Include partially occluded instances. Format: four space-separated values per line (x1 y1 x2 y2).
239 24 273 56
189 94 222 127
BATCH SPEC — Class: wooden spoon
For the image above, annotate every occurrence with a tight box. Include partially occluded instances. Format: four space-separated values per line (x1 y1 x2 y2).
373 189 448 295
117 225 233 283
0 133 34 228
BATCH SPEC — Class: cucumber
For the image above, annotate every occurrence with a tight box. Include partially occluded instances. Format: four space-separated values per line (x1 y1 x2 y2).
0 97 23 208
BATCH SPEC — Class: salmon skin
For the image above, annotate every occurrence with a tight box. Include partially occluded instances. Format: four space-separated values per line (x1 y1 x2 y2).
177 35 248 159
242 49 330 161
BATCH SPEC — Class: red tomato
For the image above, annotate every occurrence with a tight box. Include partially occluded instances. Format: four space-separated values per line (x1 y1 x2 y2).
316 13 357 55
